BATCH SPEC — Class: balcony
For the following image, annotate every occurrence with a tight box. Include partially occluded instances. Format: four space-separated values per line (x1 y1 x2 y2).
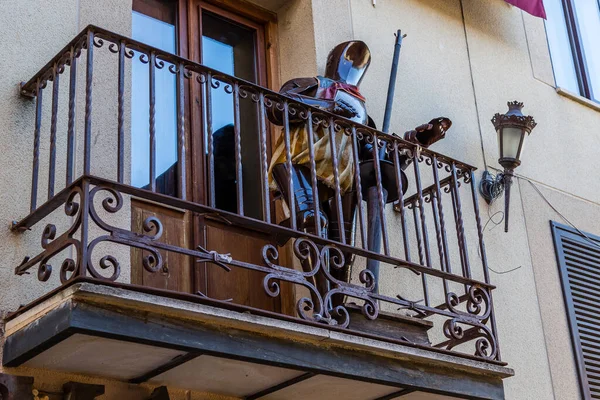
3 26 512 399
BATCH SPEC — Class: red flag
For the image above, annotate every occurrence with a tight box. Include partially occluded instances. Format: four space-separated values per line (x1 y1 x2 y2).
505 0 547 19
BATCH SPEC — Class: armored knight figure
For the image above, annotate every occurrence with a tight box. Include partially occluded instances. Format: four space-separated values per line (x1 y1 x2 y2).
267 40 453 309
267 41 373 306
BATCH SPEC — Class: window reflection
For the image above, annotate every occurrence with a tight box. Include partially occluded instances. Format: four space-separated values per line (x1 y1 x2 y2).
545 0 600 102
131 10 178 195
572 0 600 101
545 0 580 93
202 12 264 219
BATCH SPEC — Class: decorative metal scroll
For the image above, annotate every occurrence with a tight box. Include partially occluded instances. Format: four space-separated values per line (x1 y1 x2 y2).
16 181 498 361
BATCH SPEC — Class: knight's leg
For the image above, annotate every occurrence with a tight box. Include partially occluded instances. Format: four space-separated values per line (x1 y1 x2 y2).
327 190 358 307
272 164 329 308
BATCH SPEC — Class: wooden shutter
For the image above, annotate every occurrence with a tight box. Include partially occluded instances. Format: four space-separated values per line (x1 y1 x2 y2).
552 221 600 400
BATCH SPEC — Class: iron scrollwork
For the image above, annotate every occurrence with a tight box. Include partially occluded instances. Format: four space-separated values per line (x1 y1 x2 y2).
15 187 83 284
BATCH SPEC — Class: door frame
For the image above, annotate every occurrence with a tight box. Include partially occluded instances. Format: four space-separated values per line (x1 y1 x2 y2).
185 0 281 299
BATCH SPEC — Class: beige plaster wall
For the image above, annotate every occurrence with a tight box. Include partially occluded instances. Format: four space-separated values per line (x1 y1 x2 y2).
0 0 133 321
518 179 600 400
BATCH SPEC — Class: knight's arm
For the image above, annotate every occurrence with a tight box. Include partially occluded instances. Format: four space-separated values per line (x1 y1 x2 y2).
267 78 348 125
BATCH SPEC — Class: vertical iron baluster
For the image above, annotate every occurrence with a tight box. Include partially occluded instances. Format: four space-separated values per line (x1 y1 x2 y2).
305 111 321 236
30 81 43 212
470 169 500 360
431 155 451 274
392 142 411 261
283 101 296 230
470 170 489 282
412 148 432 267
429 191 449 296
148 51 156 192
205 72 215 207
328 118 345 244
411 203 430 306
450 162 471 279
117 41 125 184
371 132 389 254
79 179 90 278
48 67 59 199
66 47 77 186
176 62 186 199
429 195 443 264
233 82 243 215
258 92 270 223
351 127 367 248
83 31 94 176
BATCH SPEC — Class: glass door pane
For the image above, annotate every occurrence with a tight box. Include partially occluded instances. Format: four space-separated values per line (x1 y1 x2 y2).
131 3 179 195
202 11 264 219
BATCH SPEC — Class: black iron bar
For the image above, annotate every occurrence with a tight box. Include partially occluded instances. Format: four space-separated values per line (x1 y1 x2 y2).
430 193 448 296
15 175 496 290
412 149 432 268
382 29 405 133
306 111 321 237
21 26 478 174
328 118 345 244
282 101 296 231
371 133 390 255
66 47 77 186
48 67 59 199
351 127 367 248
233 82 244 215
148 51 157 192
431 155 451 275
470 170 489 283
470 170 501 360
30 81 43 212
176 62 186 200
204 72 215 207
392 142 411 261
78 180 90 278
258 93 270 223
411 204 430 306
117 41 125 184
83 31 94 176
450 163 471 279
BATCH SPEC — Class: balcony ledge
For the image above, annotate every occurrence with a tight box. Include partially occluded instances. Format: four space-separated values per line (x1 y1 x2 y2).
3 281 512 400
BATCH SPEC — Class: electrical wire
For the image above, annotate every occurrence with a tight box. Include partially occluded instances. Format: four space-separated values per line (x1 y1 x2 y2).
525 179 600 251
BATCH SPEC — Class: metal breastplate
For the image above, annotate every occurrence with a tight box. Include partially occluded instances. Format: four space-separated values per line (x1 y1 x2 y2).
333 90 368 125
316 77 368 125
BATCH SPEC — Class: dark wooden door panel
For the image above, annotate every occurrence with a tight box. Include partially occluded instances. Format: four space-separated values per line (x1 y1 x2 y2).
131 200 193 293
202 221 280 312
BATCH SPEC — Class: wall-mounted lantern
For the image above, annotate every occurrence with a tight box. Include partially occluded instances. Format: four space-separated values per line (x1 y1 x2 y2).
480 101 537 232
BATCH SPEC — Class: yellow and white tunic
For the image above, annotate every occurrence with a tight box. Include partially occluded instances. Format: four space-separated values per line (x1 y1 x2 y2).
268 76 366 195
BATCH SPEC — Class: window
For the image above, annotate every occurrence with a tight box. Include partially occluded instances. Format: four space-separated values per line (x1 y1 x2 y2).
545 0 600 102
132 0 179 196
552 222 600 399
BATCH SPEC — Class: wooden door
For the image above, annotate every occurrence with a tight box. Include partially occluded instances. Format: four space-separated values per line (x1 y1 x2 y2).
130 0 194 292
189 0 288 312
129 0 292 313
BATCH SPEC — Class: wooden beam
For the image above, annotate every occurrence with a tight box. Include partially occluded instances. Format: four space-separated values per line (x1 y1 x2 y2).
374 388 416 400
130 352 202 384
245 372 316 400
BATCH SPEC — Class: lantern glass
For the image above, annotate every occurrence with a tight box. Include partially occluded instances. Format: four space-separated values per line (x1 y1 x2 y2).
498 126 524 160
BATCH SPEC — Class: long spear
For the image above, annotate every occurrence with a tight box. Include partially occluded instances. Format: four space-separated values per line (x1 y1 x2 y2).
365 29 406 293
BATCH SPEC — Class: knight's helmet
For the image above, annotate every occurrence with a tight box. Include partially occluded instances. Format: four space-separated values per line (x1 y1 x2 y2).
324 41 371 87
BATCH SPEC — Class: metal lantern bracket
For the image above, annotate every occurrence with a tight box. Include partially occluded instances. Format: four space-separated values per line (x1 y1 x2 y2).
481 101 537 233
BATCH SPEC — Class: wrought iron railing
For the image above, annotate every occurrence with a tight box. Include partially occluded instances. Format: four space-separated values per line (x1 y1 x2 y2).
13 25 502 364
